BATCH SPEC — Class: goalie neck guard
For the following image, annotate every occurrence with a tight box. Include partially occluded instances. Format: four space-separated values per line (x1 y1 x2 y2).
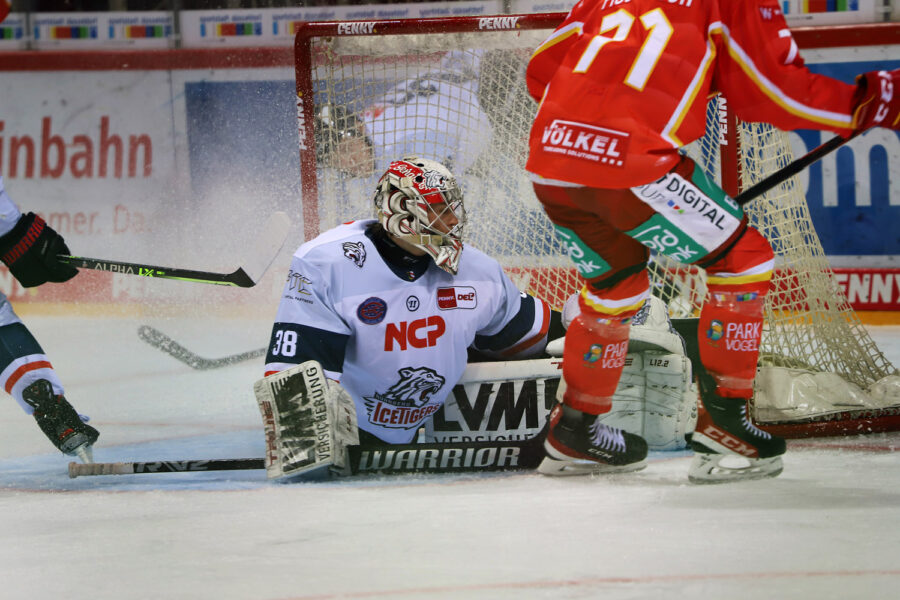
373 156 467 275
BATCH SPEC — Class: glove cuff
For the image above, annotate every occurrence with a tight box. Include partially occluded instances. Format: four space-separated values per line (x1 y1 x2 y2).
0 212 45 267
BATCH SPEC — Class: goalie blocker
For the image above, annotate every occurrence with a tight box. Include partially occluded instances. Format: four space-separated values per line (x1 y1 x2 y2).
254 297 697 481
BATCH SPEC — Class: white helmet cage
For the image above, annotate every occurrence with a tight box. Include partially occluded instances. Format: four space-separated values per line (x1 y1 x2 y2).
373 156 467 275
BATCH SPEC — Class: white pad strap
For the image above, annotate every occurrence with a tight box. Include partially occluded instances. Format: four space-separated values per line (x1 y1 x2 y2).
254 361 359 480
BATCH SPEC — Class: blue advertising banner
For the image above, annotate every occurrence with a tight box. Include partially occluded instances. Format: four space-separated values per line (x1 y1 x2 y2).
796 56 900 260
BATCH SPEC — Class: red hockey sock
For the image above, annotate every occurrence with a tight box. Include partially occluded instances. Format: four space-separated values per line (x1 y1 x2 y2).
697 289 767 398
562 311 632 415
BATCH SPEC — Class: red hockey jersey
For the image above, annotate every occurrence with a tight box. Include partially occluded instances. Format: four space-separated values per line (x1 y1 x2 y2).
526 0 857 189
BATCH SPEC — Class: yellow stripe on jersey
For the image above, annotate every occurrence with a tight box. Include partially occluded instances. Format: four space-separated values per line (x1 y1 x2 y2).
662 27 719 147
715 25 853 130
531 21 583 60
581 288 650 317
707 270 773 287
707 257 775 287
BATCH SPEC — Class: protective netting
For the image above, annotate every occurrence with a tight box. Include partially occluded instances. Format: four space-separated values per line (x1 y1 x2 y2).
299 23 900 431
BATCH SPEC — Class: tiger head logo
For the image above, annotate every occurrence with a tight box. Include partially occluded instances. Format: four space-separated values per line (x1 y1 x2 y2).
373 366 445 409
342 241 366 268
421 169 448 190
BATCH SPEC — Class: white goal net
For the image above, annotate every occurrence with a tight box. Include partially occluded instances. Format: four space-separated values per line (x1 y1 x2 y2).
294 14 900 437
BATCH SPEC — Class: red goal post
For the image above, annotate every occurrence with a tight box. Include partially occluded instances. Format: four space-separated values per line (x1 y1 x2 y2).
292 14 900 438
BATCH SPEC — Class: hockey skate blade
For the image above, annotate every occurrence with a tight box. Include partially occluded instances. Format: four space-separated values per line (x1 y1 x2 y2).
688 453 783 484
537 456 647 477
73 443 94 464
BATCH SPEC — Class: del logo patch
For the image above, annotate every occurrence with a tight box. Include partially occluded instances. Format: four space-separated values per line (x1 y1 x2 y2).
437 286 477 309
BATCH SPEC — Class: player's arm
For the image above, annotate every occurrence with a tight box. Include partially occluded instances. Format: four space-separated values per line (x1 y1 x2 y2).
264 255 351 380
0 176 78 288
469 265 558 360
258 253 361 481
525 8 589 102
714 1 860 135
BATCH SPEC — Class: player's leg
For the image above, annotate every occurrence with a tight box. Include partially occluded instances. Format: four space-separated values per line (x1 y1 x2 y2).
689 228 785 482
627 155 785 482
532 182 650 475
0 296 97 462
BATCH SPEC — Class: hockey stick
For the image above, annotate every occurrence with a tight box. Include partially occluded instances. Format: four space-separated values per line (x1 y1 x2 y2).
67 436 546 479
734 132 860 206
138 325 266 370
58 211 292 288
69 458 264 478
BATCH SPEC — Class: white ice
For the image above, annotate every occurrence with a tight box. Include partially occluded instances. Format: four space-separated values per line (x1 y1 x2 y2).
2 315 899 600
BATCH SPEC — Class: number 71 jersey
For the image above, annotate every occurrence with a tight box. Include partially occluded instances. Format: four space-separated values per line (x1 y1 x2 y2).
525 0 857 189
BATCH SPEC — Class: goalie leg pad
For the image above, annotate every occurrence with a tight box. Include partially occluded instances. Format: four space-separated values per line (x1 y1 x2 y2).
596 352 698 450
254 361 359 481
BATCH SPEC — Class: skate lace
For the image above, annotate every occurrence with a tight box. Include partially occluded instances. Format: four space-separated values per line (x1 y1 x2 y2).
588 419 626 452
741 406 772 439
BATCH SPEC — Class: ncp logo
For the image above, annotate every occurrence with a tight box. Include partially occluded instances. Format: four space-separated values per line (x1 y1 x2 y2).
437 286 477 309
384 315 446 351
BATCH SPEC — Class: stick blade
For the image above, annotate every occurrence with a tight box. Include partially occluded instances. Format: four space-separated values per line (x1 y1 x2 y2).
239 211 292 286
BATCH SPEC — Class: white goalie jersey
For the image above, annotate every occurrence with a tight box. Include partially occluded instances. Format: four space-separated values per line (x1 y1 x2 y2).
264 220 551 444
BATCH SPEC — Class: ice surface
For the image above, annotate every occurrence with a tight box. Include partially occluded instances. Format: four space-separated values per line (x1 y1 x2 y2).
2 316 899 600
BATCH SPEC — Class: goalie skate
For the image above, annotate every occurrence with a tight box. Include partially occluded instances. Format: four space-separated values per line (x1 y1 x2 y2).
688 395 785 484
538 404 648 476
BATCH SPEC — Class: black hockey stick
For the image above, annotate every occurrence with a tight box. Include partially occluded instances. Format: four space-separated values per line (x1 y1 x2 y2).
58 211 291 288
69 458 264 478
68 436 547 479
138 325 266 370
734 132 860 206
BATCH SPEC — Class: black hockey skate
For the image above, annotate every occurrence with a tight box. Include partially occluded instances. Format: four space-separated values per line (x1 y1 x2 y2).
23 379 98 464
688 393 786 484
538 403 648 476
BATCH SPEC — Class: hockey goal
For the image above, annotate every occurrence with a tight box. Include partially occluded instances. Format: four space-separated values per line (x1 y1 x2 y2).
293 14 900 437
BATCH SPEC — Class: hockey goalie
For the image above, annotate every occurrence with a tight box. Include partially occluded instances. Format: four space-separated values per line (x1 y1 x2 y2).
254 295 697 480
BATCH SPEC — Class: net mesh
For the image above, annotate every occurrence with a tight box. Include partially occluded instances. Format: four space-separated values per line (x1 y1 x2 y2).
300 25 899 429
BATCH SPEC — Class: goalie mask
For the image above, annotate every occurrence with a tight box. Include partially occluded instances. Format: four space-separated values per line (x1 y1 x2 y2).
374 157 467 275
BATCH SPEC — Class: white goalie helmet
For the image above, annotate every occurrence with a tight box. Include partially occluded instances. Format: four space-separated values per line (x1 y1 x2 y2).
373 156 467 275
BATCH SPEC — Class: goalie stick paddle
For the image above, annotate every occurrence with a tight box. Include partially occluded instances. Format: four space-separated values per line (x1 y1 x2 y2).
58 211 292 288
67 436 548 479
734 132 860 206
138 325 266 370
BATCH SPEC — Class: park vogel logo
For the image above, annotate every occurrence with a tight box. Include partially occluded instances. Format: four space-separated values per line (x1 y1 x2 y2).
584 344 603 363
583 341 628 369
707 319 724 342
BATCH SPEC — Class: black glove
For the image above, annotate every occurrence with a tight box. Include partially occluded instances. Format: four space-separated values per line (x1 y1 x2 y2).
0 212 78 288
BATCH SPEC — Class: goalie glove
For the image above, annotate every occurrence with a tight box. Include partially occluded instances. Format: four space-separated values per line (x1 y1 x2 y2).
254 361 359 481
